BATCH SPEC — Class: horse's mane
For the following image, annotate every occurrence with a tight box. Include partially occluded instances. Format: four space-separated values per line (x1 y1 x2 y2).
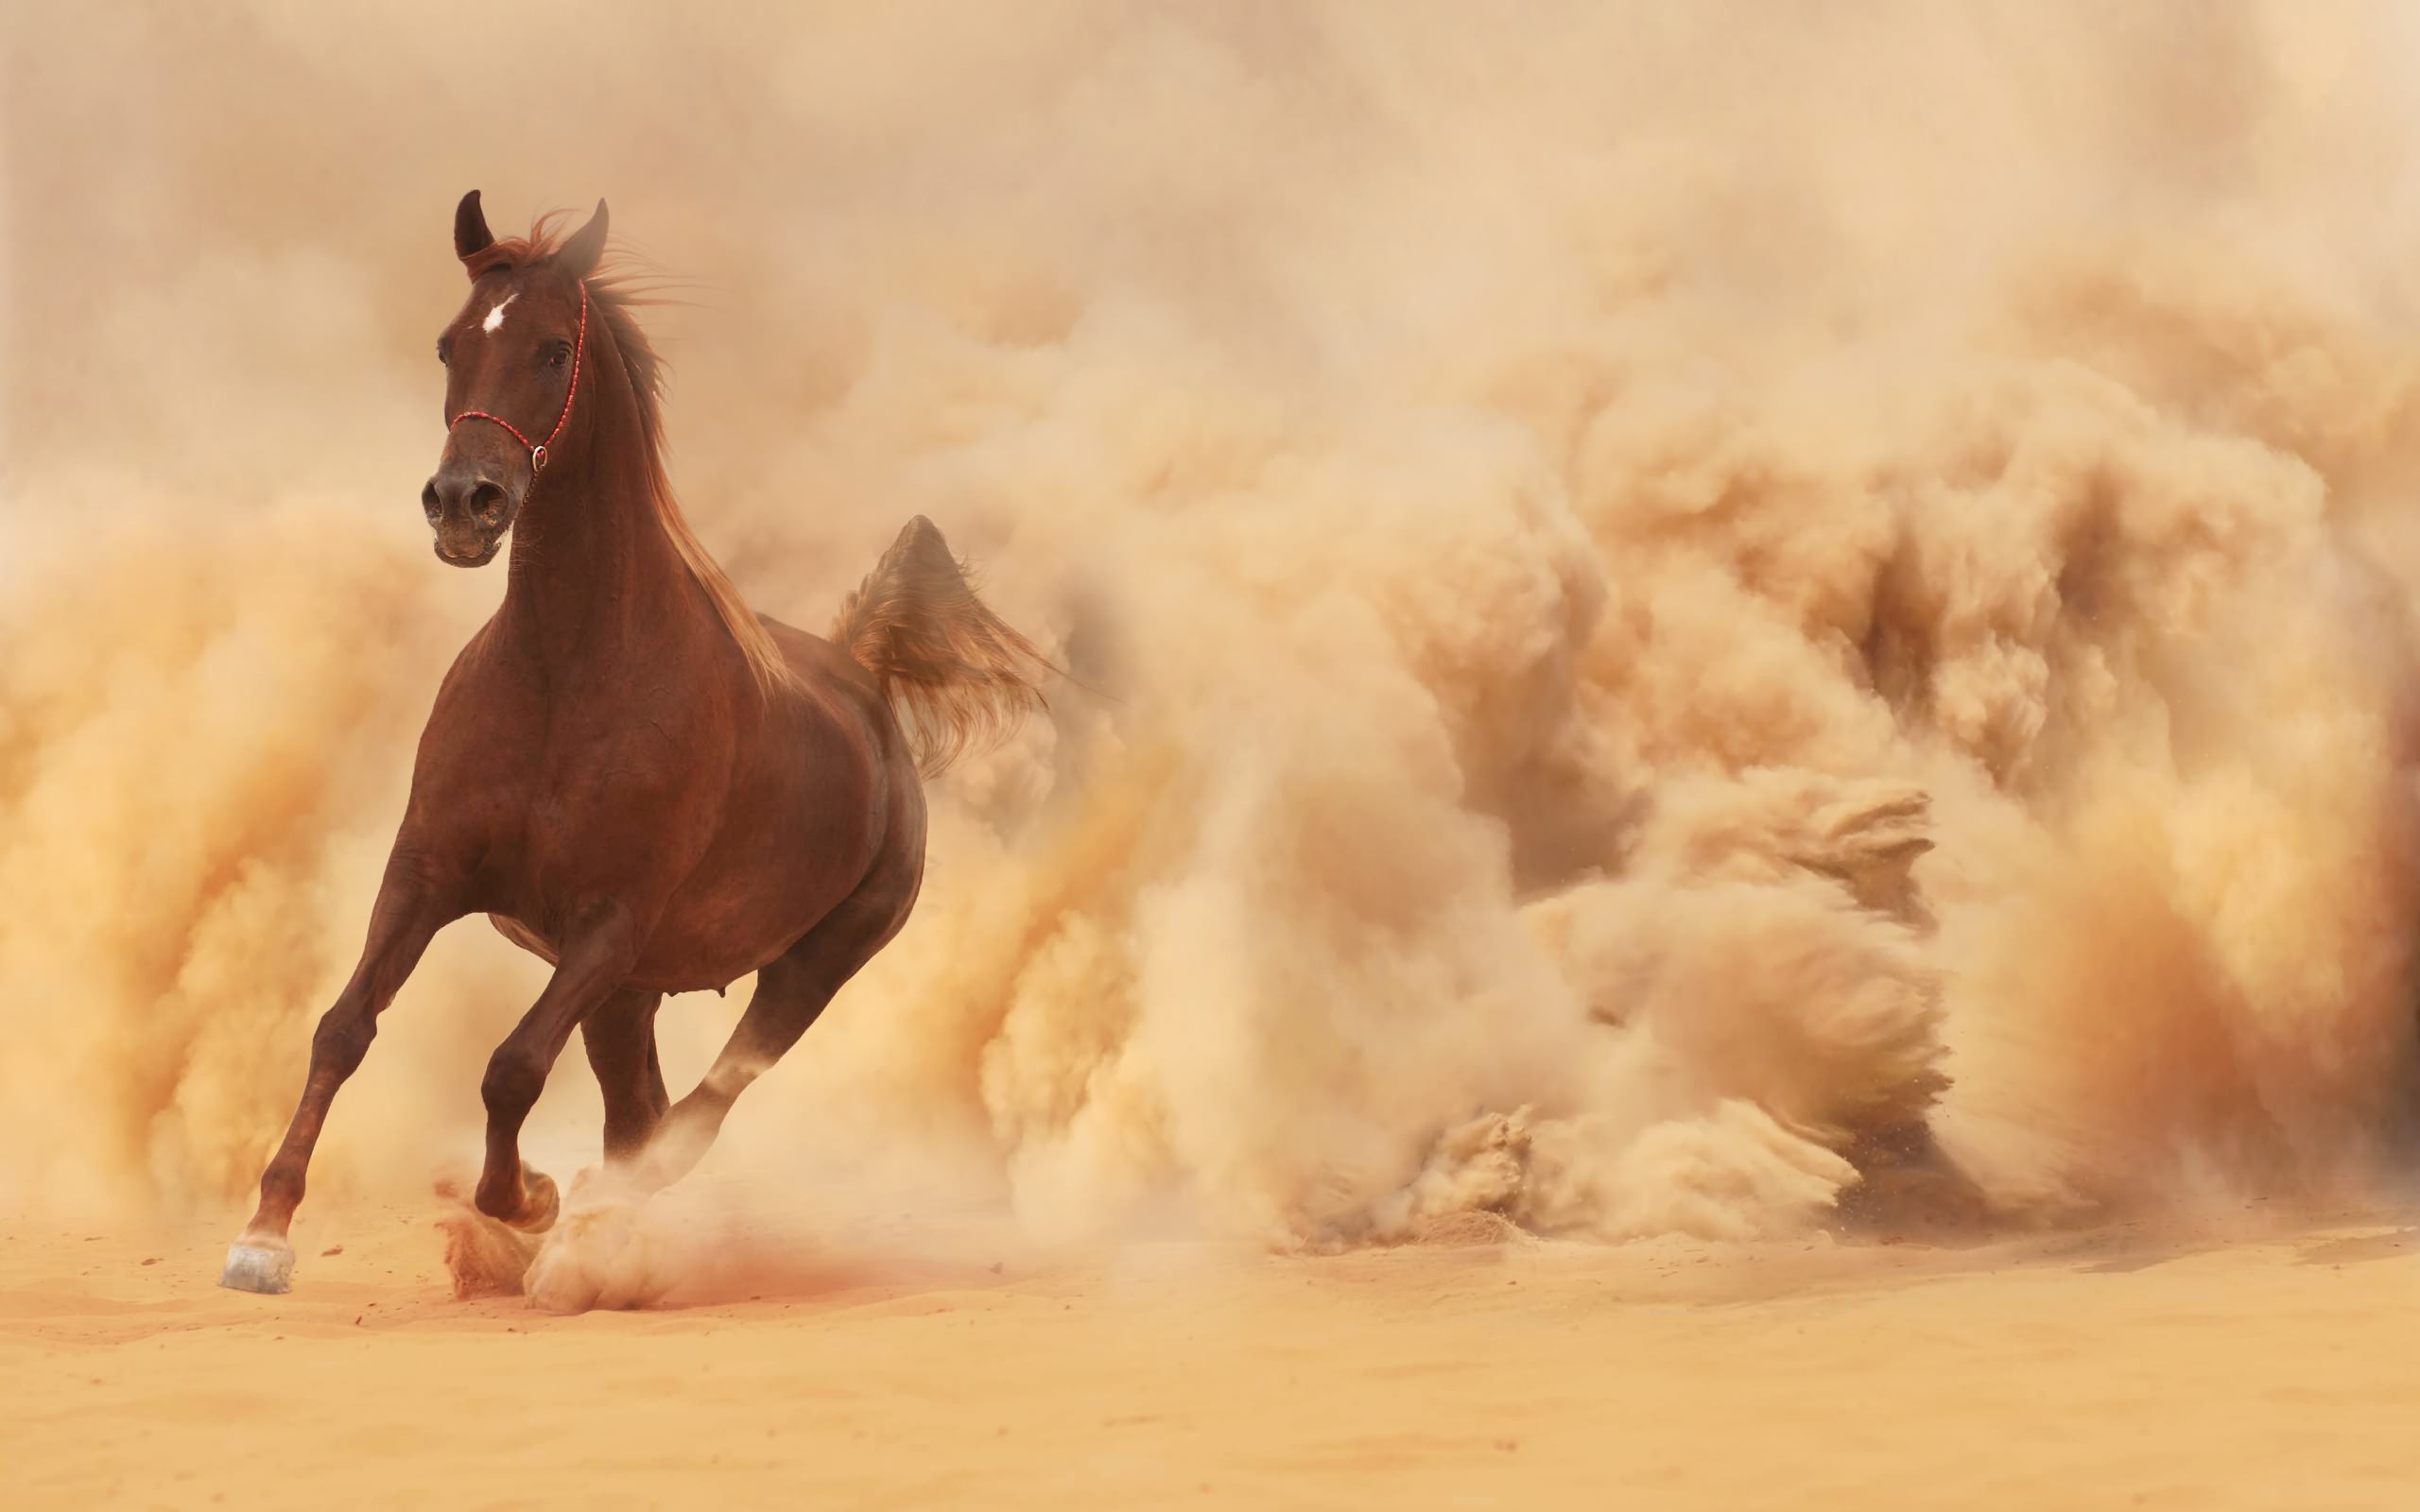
468 215 793 697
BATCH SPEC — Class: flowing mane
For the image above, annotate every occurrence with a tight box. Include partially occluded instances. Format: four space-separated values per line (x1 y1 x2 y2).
466 215 793 696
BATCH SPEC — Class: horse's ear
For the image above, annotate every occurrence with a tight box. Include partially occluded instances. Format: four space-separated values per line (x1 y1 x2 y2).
558 198 610 280
454 190 493 263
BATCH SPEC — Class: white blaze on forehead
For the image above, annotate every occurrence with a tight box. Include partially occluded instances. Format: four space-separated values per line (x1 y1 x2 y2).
480 291 518 333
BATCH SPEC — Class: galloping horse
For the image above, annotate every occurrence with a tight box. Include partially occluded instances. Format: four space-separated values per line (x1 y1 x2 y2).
221 192 1047 1294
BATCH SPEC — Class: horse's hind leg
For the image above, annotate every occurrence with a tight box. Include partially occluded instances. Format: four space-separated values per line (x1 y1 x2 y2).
222 851 461 1293
471 903 647 1228
581 986 669 1161
630 853 920 1194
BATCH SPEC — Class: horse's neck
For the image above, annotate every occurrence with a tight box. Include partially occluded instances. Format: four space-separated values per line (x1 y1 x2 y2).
497 403 701 679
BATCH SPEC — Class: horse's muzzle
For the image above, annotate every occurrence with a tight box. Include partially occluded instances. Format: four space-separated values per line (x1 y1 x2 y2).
423 466 520 568
432 535 504 569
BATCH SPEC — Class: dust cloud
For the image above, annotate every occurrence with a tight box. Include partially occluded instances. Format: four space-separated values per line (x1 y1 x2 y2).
9 2 2420 1250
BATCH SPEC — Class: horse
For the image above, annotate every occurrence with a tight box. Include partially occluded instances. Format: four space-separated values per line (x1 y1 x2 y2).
220 192 1048 1294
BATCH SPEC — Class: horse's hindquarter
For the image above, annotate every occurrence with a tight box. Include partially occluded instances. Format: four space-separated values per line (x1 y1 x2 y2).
627 640 908 992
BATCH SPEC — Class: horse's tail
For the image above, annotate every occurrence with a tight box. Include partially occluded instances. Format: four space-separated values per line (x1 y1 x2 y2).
830 515 1050 779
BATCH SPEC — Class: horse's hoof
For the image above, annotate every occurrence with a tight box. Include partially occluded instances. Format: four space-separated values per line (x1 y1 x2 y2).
508 1166 561 1234
218 1237 295 1295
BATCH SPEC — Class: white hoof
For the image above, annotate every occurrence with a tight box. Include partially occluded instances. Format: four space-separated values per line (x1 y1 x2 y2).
218 1237 295 1295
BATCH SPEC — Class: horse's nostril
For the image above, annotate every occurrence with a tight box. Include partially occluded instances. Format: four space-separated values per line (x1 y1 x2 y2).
422 480 442 518
469 482 507 523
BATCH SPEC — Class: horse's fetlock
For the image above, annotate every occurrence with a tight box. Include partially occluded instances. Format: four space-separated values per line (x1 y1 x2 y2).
472 1171 523 1221
258 1156 305 1206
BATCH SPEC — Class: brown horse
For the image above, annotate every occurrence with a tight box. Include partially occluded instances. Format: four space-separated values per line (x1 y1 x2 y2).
220 192 1047 1294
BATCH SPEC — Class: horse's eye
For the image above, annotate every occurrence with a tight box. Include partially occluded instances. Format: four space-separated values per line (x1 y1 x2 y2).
436 336 452 367
544 340 572 370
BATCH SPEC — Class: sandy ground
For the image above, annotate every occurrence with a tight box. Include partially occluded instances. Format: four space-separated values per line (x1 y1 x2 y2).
6 1203 2420 1510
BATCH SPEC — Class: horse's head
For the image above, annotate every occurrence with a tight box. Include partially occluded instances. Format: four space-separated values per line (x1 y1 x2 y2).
423 191 609 568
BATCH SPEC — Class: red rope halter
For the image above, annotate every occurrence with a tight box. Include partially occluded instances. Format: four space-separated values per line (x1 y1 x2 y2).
447 280 589 475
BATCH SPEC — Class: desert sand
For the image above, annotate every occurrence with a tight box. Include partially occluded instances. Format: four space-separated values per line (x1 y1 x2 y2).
8 1205 2419 1511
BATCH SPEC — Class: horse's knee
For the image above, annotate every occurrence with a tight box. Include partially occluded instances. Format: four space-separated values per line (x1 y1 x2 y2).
480 1043 546 1122
308 1001 375 1079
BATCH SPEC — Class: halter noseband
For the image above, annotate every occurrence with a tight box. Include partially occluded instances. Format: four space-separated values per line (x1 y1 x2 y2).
446 279 589 475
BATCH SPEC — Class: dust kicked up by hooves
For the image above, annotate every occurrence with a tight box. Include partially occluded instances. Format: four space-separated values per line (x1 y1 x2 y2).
436 1169 700 1314
10 3 2420 1257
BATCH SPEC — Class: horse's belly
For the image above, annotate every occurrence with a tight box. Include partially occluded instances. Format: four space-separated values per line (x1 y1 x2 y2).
634 855 859 990
484 847 863 996
485 908 789 995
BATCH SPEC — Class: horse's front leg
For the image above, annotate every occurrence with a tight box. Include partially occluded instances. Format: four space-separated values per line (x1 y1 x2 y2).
221 850 463 1293
581 986 669 1162
473 902 647 1228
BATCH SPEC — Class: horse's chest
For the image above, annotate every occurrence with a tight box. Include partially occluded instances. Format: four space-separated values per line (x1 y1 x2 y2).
480 721 719 891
